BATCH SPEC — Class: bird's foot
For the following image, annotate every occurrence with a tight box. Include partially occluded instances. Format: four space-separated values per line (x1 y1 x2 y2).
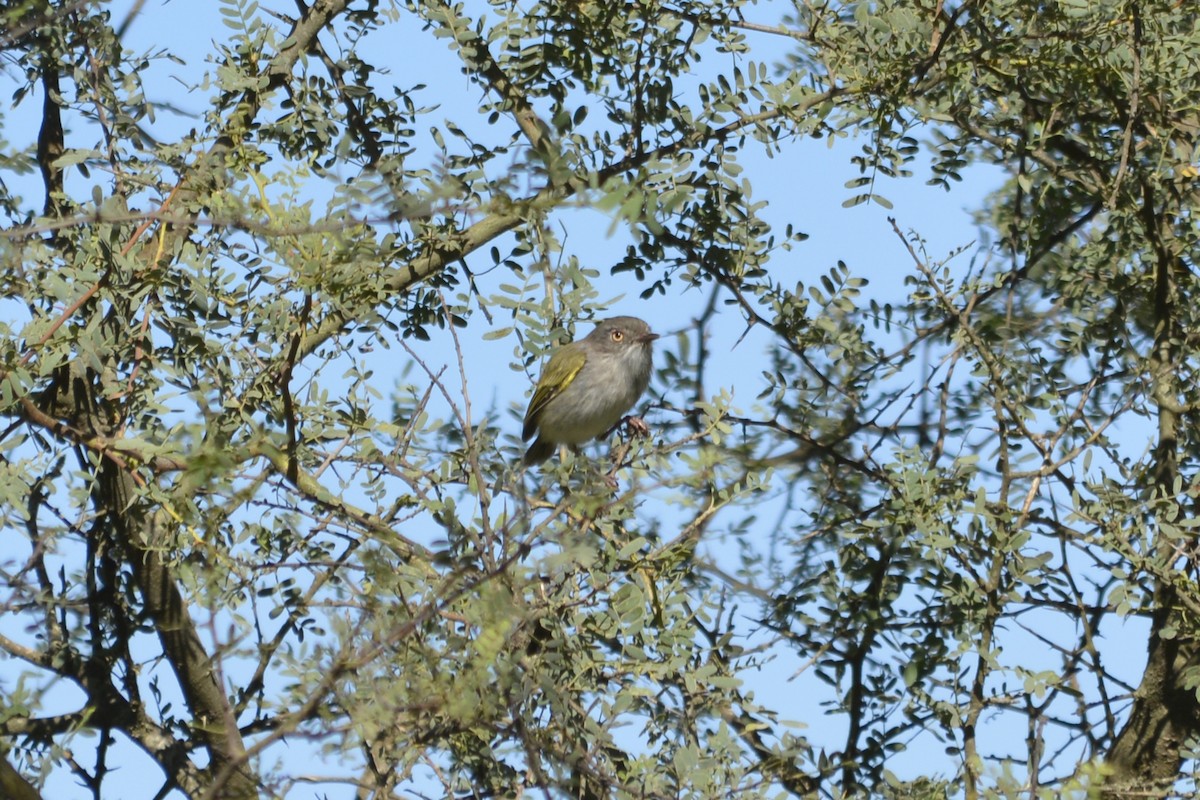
623 415 651 438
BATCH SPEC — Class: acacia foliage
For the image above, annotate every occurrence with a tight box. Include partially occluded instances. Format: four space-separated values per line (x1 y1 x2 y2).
1 0 1199 798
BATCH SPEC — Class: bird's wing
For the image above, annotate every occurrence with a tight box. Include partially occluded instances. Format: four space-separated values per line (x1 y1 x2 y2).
522 348 585 441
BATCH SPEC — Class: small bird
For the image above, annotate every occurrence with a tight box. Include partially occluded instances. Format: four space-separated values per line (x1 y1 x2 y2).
521 316 659 465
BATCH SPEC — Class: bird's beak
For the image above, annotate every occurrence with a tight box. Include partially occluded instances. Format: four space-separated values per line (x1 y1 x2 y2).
640 332 660 343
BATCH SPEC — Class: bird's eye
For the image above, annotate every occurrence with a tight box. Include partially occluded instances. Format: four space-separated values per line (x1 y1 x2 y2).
611 330 624 342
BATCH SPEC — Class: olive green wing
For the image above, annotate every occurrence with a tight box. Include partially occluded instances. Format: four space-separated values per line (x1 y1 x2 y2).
522 345 586 441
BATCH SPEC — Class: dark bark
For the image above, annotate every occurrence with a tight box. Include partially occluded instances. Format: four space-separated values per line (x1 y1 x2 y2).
1104 177 1200 795
1106 588 1200 796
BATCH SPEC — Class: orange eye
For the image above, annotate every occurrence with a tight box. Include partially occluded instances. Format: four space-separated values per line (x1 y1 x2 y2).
611 330 624 342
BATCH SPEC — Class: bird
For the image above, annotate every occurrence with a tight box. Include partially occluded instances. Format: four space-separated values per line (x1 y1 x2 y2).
521 316 659 465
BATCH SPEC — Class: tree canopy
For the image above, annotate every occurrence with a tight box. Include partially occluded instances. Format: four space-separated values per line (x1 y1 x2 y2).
2 0 1200 798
